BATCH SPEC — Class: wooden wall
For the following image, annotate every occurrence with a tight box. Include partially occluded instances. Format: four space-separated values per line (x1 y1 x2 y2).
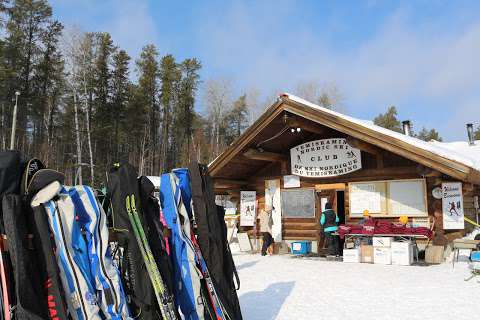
225 148 479 243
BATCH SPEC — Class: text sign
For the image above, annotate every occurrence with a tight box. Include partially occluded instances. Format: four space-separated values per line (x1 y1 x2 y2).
290 138 362 177
240 191 256 227
442 182 464 230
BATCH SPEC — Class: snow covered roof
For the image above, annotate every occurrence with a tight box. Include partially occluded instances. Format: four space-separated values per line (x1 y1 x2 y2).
283 93 480 172
209 93 480 184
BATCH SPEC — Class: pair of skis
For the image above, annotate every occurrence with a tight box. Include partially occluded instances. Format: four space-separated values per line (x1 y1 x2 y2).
125 194 177 320
0 244 10 320
182 226 230 320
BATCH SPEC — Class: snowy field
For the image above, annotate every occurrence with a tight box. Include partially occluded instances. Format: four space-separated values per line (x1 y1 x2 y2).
232 246 480 320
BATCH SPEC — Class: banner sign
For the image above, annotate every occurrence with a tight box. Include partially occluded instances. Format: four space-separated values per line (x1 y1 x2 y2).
442 182 464 230
240 191 256 226
290 138 362 177
265 179 282 242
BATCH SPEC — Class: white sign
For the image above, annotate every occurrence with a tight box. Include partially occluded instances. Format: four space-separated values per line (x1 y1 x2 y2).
442 182 464 230
350 183 381 214
283 175 300 188
290 138 362 177
240 191 256 226
265 179 282 242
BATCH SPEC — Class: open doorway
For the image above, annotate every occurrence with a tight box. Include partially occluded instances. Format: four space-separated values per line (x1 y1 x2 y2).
316 188 346 255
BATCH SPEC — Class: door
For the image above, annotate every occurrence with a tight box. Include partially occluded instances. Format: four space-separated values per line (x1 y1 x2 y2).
317 190 336 252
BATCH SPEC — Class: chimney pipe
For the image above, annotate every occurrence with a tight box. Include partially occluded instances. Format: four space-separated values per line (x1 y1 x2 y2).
467 123 475 146
402 120 412 136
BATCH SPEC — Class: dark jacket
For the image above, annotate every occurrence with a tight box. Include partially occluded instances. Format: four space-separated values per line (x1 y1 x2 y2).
321 209 339 232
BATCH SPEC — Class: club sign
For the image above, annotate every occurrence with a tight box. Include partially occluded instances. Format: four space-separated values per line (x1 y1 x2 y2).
290 138 362 177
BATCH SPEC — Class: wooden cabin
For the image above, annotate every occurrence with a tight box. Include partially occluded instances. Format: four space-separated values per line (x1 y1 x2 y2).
209 93 480 252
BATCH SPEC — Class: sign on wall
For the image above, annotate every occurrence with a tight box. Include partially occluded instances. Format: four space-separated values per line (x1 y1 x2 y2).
283 175 300 188
349 179 427 217
240 191 256 226
281 189 315 218
265 179 282 242
350 183 382 214
442 182 464 230
290 138 362 177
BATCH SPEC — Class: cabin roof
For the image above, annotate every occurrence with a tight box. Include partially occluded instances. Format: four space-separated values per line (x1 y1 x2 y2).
208 93 480 184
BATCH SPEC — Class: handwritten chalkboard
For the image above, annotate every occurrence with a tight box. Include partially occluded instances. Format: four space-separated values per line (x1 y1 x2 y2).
281 189 316 218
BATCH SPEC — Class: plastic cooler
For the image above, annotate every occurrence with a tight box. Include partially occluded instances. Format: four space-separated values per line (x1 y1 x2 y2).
471 251 480 262
291 241 312 255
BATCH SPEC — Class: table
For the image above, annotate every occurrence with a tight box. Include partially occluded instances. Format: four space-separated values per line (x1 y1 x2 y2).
452 239 480 269
337 233 429 262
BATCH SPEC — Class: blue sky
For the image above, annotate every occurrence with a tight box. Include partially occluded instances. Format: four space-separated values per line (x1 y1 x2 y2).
50 0 480 141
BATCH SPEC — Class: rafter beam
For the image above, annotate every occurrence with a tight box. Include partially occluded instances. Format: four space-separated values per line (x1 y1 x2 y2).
346 136 382 156
287 118 326 135
213 178 248 186
243 148 288 162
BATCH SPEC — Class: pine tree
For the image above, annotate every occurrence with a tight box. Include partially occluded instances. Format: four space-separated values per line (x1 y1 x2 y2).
125 83 149 173
173 58 201 166
224 94 248 144
474 125 480 140
159 54 180 171
4 0 54 150
136 44 159 174
416 127 442 142
111 49 131 160
93 32 115 179
33 19 63 159
373 106 402 133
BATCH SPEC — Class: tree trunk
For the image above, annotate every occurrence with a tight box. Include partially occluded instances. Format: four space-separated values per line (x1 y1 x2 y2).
73 90 82 185
82 58 95 185
139 124 148 176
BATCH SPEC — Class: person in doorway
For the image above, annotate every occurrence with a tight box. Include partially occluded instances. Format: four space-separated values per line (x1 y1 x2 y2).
321 202 340 256
259 207 274 256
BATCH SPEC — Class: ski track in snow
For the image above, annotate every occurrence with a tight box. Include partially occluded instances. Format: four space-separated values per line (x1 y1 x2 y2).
232 247 480 320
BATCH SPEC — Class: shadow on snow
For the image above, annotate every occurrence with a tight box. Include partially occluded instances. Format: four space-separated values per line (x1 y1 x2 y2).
240 281 295 320
236 260 258 271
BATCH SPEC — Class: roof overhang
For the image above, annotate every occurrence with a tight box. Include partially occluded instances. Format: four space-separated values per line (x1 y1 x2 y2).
209 94 480 185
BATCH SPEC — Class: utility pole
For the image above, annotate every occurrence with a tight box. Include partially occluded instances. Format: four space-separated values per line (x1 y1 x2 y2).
10 91 20 150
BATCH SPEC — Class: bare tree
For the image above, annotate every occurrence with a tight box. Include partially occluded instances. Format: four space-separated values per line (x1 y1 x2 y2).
62 28 84 184
204 78 233 156
78 33 95 185
294 80 344 110
61 27 97 185
72 89 82 184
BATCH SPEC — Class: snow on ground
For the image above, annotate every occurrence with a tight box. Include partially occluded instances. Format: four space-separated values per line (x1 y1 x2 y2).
232 246 480 320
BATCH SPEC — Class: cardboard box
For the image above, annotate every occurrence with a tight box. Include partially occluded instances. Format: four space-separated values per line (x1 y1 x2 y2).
425 245 444 264
361 245 374 263
273 242 290 255
374 247 392 265
391 242 414 266
372 237 393 247
345 241 355 249
343 248 361 263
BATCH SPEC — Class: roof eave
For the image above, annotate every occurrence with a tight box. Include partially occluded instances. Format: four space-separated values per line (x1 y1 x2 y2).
208 97 285 176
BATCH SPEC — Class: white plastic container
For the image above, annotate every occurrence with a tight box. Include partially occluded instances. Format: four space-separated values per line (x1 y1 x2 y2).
391 242 414 266
374 247 392 265
343 248 361 263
